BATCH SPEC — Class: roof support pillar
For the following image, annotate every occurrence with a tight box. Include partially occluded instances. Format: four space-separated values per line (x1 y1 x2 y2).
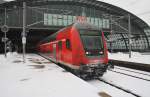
128 14 132 58
22 2 26 63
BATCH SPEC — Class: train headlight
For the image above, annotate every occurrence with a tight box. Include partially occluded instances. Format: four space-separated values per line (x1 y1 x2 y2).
86 52 89 54
86 52 91 55
99 51 103 54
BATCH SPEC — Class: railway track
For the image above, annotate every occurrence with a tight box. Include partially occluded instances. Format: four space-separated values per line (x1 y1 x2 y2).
108 68 150 82
97 78 141 97
114 67 150 77
109 59 150 72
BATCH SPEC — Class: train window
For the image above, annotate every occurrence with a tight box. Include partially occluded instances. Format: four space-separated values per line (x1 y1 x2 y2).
81 35 103 51
66 39 71 50
58 41 62 50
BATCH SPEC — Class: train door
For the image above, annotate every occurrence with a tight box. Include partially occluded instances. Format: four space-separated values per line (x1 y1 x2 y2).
53 43 57 62
58 41 62 62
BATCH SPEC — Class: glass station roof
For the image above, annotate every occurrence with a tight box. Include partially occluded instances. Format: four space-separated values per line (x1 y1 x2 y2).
98 0 150 26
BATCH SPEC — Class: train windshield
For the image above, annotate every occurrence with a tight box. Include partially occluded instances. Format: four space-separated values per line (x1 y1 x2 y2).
81 35 103 50
79 30 104 56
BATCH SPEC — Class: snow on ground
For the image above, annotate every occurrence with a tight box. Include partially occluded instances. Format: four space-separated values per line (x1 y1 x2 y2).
88 80 135 97
102 68 150 97
108 52 150 64
88 67 150 97
0 53 101 97
1 52 150 97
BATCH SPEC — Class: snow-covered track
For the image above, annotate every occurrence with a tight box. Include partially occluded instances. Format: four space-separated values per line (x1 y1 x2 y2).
114 67 150 77
108 69 150 82
97 78 141 97
109 59 150 72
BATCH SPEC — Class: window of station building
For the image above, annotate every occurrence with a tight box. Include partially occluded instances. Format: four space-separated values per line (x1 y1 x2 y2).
90 17 95 25
63 15 68 26
48 14 53 25
115 42 119 49
52 14 58 26
103 19 109 29
102 19 105 28
121 41 126 49
99 18 103 28
45 14 48 25
73 16 76 22
144 29 150 36
134 42 137 49
68 15 73 25
57 15 63 26
44 14 48 25
138 40 142 49
106 19 110 28
116 42 120 49
140 40 145 49
95 18 99 27
121 45 124 49
131 39 135 49
107 43 110 48
134 40 138 49
134 43 138 49
112 43 116 49
136 40 140 49
136 39 140 49
148 37 150 44
142 38 147 49
66 39 71 50
87 17 91 23
120 42 124 49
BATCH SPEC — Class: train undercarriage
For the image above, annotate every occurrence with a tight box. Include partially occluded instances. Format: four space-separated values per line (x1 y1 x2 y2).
74 64 108 80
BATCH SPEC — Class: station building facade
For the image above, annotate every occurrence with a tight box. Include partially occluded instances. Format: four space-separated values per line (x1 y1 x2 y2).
0 0 150 52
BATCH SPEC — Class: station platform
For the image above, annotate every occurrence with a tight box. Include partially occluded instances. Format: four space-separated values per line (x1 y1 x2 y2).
108 52 150 65
0 53 101 97
108 52 150 72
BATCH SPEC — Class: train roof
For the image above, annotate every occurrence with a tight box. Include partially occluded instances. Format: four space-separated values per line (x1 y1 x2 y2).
40 22 101 44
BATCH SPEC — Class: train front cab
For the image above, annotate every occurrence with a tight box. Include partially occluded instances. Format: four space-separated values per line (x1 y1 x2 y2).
39 22 109 78
71 23 108 77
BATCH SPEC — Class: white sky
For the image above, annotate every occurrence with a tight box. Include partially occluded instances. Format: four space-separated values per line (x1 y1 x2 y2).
98 0 150 26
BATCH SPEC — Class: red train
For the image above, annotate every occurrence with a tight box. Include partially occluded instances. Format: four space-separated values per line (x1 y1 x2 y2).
37 22 108 78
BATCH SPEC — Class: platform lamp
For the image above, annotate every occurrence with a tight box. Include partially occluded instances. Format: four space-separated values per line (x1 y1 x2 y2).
22 2 27 63
2 0 15 58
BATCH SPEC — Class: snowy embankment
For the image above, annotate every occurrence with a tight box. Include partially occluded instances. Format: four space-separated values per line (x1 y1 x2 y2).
88 66 150 97
0 53 101 97
88 52 150 97
108 52 150 64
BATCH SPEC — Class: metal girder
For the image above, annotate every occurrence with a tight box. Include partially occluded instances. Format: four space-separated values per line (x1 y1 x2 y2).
120 33 128 51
